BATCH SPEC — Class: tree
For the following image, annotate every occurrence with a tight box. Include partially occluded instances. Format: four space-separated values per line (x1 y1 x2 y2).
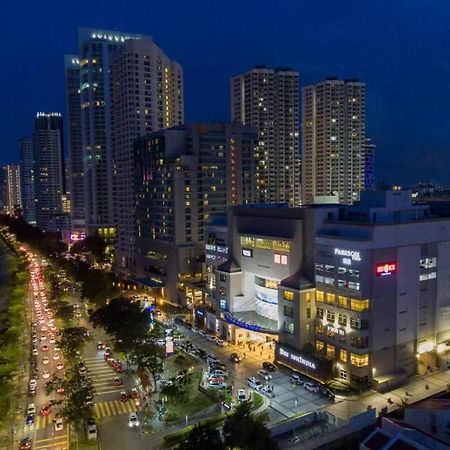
57 327 90 361
222 401 278 450
132 342 164 393
177 423 224 450
90 297 150 352
71 236 106 263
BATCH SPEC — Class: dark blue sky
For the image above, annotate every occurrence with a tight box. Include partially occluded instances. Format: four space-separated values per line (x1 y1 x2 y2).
1 0 450 185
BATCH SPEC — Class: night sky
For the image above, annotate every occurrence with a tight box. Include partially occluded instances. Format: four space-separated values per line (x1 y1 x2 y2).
1 0 450 185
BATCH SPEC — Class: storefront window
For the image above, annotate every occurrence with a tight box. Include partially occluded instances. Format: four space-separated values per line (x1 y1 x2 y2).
316 291 324 302
326 344 335 359
326 310 335 322
316 340 324 351
338 296 349 309
283 322 294 335
350 299 369 312
340 349 348 362
284 305 294 318
326 293 336 305
350 353 369 367
283 290 294 301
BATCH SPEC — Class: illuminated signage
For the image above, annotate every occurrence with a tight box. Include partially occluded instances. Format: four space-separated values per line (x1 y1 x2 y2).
376 262 397 277
240 236 291 253
279 347 316 370
326 325 345 337
334 248 361 261
242 248 253 258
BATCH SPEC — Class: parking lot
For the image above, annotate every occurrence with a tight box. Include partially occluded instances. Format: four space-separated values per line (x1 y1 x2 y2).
173 321 333 423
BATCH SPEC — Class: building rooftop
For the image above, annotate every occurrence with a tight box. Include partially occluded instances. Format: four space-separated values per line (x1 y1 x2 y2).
407 398 450 411
362 429 392 449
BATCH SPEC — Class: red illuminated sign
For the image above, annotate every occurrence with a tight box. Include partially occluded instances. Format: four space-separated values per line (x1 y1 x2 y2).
376 262 397 277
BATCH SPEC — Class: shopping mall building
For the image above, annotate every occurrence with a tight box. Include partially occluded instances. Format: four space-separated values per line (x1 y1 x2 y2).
203 190 450 389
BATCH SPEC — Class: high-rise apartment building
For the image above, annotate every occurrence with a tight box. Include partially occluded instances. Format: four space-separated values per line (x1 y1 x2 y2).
78 28 148 240
363 138 376 191
19 137 36 224
231 66 301 206
111 37 183 277
64 55 84 236
135 123 259 303
302 78 366 205
33 112 65 231
4 165 22 214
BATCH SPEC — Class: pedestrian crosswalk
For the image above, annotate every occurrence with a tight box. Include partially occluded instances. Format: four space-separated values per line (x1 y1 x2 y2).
33 414 55 430
33 433 68 450
93 399 141 418
85 356 124 395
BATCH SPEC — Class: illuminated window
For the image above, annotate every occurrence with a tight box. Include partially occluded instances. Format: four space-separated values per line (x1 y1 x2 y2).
305 292 311 303
338 296 349 308
316 291 324 303
274 253 281 264
283 291 294 301
317 307 324 319
350 299 369 312
350 353 369 367
326 293 336 305
340 349 348 363
284 322 294 334
316 323 324 335
326 344 335 359
338 314 347 326
316 340 324 351
326 310 335 322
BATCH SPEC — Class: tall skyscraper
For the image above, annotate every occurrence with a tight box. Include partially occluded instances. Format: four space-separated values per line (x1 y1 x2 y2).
64 55 84 235
363 138 376 191
111 37 184 277
19 137 36 224
78 28 148 240
33 112 65 231
135 123 259 303
302 78 366 205
3 165 22 214
231 66 301 206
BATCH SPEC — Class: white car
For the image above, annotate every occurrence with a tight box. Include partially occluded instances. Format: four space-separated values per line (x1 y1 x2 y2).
247 377 263 391
261 385 275 398
42 371 50 379
209 370 228 379
27 403 36 415
237 388 246 402
32 348 38 356
304 382 319 393
206 335 217 343
128 412 139 428
54 418 64 431
258 369 272 381
216 340 226 347
198 330 207 337
53 353 60 360
43 357 49 365
29 379 37 389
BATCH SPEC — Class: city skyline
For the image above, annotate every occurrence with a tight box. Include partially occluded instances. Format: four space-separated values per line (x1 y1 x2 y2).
2 1 450 185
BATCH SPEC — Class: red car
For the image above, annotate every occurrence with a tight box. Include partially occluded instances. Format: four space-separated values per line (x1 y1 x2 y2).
40 405 51 416
56 386 65 394
115 365 123 373
20 437 32 450
129 388 138 399
41 345 49 352
120 391 128 402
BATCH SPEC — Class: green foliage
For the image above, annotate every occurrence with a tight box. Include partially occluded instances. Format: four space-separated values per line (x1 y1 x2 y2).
176 422 224 450
57 327 90 361
70 236 106 262
222 401 278 450
131 341 164 392
90 297 151 352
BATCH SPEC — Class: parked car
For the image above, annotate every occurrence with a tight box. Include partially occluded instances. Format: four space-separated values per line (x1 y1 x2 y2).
261 385 275 398
290 374 303 386
208 370 228 379
87 417 97 440
112 377 123 386
208 378 226 389
247 377 263 391
304 382 320 393
128 412 139 428
120 391 128 402
206 335 217 343
237 388 246 402
262 361 277 372
216 339 226 347
258 369 272 380
26 403 36 415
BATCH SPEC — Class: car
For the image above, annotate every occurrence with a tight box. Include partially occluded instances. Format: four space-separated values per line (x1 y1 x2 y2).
32 348 38 356
261 385 275 398
54 417 64 431
41 326 48 332
237 388 246 402
28 388 36 397
290 374 304 386
112 377 123 386
87 418 97 440
42 371 50 379
216 339 226 347
129 388 139 399
208 378 226 389
230 352 241 363
20 437 32 450
49 337 56 344
206 335 217 343
154 309 162 316
32 337 38 344
42 356 49 365
209 370 228 379
198 330 207 337
128 412 139 428
262 361 277 372
29 379 37 390
26 414 35 426
97 341 106 350
156 339 165 346
79 366 87 375
40 335 47 341
120 391 128 402
56 362 64 370
27 403 36 415
209 363 227 372
41 345 49 352
40 405 51 416
304 382 320 393
56 386 65 394
247 377 263 391
258 369 272 381
54 345 60 352
53 353 60 360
